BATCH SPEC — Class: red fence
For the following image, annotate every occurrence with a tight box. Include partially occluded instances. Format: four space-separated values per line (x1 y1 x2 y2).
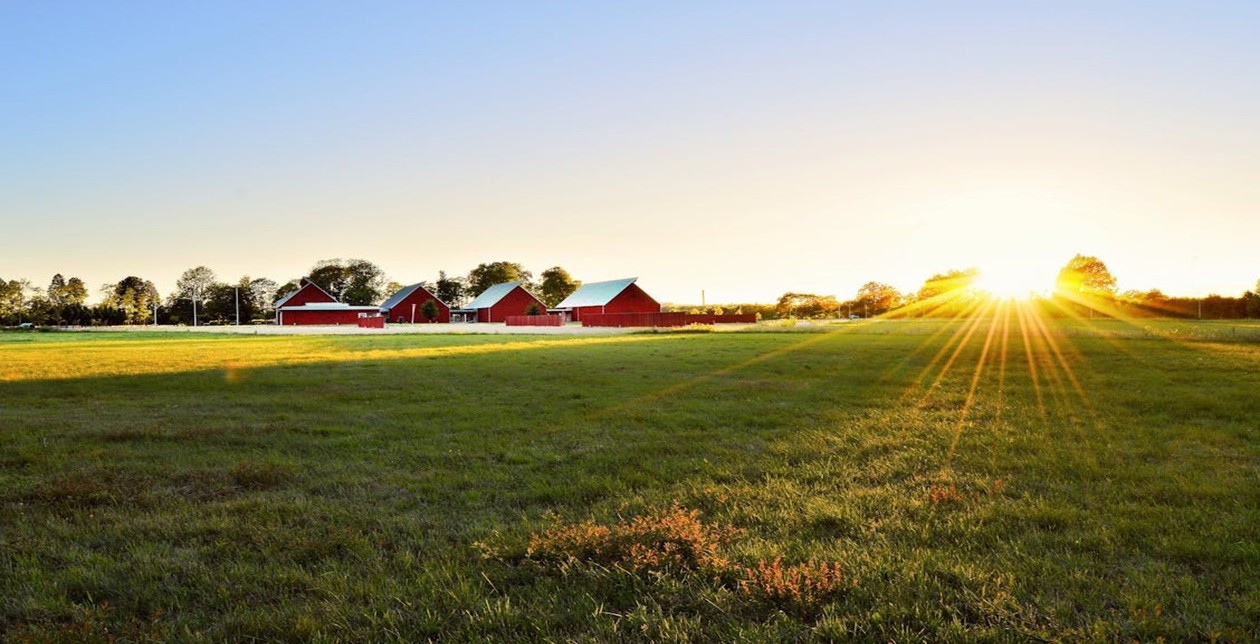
582 313 756 327
505 315 565 327
356 316 385 329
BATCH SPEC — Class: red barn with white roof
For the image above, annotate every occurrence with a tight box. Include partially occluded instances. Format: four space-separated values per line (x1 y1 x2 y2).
274 279 381 325
554 278 660 322
458 281 546 323
380 283 450 323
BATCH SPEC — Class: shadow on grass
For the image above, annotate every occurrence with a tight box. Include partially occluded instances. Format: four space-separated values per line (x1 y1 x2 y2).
1 327 1257 640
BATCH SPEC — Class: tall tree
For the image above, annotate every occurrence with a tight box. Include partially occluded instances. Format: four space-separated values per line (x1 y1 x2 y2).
0 279 35 324
248 277 279 318
106 277 160 324
1055 255 1117 295
47 274 67 307
174 266 217 306
853 282 903 316
308 258 387 305
916 268 978 301
538 267 580 308
466 261 531 297
166 266 218 324
45 274 89 308
775 292 840 319
434 271 466 307
202 283 242 323
62 277 87 305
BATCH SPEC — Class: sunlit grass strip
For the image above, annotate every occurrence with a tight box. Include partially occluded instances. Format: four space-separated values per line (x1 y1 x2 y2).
0 334 668 382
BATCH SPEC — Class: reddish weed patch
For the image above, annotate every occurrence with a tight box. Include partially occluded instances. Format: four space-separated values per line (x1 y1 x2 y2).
523 503 851 614
929 478 1006 506
738 557 850 610
527 502 740 574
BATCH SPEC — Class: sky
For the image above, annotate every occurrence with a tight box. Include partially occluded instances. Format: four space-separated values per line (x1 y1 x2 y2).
2 1 1258 303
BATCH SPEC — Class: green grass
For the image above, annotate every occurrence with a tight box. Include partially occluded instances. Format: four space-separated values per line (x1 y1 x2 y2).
1 320 1257 640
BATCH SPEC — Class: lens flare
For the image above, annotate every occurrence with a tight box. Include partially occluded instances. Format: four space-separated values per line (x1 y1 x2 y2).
973 268 1044 300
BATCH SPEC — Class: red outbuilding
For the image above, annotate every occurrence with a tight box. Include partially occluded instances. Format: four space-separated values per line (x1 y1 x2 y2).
554 277 661 322
275 278 337 311
458 281 546 323
274 278 382 325
380 283 450 323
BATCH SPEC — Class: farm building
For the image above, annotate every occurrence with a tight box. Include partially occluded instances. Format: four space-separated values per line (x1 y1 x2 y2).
380 283 450 323
275 278 381 325
455 281 546 323
274 278 337 311
554 277 661 322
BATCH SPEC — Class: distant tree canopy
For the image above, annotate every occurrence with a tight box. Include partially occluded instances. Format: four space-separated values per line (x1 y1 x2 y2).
248 278 279 317
1246 283 1260 318
467 262 532 298
434 271 466 307
1056 255 1117 295
104 276 160 324
917 268 978 301
539 266 580 308
775 292 840 319
853 281 903 316
0 278 27 324
5 256 1259 327
308 259 387 305
47 274 88 307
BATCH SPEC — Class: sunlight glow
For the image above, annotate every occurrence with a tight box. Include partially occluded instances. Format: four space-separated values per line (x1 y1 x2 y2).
973 267 1045 301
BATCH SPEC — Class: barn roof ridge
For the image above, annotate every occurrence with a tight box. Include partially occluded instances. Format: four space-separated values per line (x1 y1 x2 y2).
380 283 444 312
554 277 638 309
464 280 526 310
274 278 337 308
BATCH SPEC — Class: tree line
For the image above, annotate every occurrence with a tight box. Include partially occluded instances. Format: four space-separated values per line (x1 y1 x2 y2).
4 254 1256 326
669 256 1260 321
0 260 583 326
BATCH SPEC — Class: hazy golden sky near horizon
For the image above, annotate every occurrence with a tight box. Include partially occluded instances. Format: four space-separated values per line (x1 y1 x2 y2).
3 2 1257 302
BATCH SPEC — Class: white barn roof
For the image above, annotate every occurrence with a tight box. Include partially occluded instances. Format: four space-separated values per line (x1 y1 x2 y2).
465 281 524 310
554 278 637 309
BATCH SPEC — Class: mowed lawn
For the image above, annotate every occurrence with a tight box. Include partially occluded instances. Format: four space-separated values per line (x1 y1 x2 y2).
1 320 1257 641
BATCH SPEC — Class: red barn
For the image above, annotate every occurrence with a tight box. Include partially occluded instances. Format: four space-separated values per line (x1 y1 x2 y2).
274 278 381 325
380 283 450 323
277 302 383 325
459 281 546 323
554 277 661 322
275 278 336 311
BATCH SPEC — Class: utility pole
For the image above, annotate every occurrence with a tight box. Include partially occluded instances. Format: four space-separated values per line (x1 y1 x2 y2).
235 286 241 326
192 287 198 327
701 289 706 308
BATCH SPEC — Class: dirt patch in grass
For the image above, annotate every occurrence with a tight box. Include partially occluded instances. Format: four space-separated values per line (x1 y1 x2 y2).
173 462 295 500
29 468 155 507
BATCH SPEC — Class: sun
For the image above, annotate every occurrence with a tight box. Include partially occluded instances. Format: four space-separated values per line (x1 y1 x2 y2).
973 266 1046 300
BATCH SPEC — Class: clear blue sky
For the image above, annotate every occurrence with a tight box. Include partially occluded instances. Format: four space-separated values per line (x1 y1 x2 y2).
3 1 1257 302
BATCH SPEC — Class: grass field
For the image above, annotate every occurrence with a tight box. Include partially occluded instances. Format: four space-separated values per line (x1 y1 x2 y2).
2 319 1258 640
